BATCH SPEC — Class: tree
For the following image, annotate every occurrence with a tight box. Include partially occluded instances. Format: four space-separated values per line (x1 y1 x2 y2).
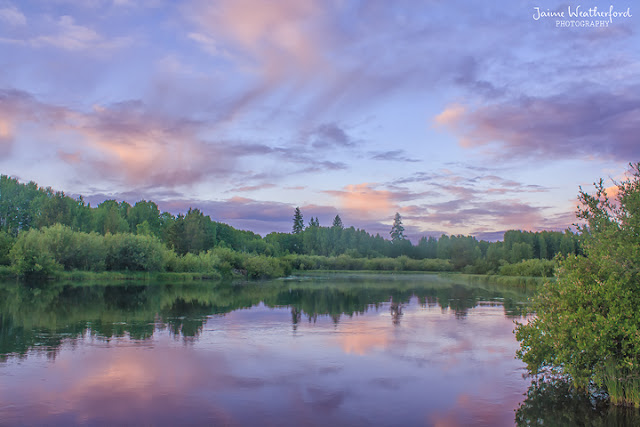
390 212 405 242
292 207 304 234
308 217 319 228
93 200 129 235
166 208 216 255
332 215 343 229
516 163 640 406
127 200 161 236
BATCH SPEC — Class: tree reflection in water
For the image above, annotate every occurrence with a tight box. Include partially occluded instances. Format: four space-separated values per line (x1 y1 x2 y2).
515 378 640 426
0 274 533 361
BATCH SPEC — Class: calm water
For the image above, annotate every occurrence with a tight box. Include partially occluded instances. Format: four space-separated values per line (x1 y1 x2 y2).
0 273 637 426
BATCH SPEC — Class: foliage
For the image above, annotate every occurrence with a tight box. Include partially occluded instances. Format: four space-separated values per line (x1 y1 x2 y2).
516 163 640 406
9 228 62 278
332 214 343 229
1 174 584 279
0 230 14 265
498 258 556 277
390 212 405 242
93 200 130 235
292 207 304 234
514 377 639 426
104 233 168 272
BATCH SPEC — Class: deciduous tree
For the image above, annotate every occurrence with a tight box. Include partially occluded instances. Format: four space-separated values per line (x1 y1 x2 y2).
516 163 640 406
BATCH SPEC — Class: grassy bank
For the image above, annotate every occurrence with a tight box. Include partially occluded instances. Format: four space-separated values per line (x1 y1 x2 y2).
452 273 549 288
2 263 553 287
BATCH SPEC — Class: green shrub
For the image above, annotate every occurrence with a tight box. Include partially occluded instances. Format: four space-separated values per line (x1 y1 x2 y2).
516 164 640 406
10 229 61 278
243 255 287 279
498 258 556 277
104 233 168 272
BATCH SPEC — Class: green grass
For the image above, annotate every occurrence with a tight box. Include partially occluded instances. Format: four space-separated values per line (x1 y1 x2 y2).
47 270 226 283
296 269 547 287
451 273 550 287
603 362 640 408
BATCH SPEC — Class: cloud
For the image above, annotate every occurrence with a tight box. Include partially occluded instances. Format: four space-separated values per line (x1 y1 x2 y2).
227 183 277 193
0 89 69 156
309 123 354 149
1 14 132 53
0 5 26 26
435 89 640 161
387 166 575 239
159 197 297 234
434 104 466 127
371 149 420 163
0 89 353 192
184 0 326 79
0 118 13 154
325 183 398 218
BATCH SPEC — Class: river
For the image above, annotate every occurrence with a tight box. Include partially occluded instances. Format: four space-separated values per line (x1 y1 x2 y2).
0 273 636 425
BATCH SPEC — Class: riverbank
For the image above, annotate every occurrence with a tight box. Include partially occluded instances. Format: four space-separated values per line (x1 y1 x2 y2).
1 264 551 287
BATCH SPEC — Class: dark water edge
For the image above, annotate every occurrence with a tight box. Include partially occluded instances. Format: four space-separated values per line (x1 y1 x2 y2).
1 274 639 426
516 378 640 426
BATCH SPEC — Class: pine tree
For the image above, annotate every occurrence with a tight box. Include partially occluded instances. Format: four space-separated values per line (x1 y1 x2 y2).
292 207 304 234
332 214 343 229
390 212 405 242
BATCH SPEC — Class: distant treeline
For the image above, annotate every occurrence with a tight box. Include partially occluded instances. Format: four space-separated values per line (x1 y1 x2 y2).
0 175 580 279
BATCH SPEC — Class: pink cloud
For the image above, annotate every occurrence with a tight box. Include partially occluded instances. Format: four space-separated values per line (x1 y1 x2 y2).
0 118 13 154
325 183 398 218
185 0 327 81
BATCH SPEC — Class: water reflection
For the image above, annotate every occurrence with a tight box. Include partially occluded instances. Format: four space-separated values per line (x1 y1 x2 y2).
0 274 532 360
515 379 640 426
0 274 542 425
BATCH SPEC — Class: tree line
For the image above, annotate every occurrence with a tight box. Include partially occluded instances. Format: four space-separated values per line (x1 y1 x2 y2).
0 174 581 278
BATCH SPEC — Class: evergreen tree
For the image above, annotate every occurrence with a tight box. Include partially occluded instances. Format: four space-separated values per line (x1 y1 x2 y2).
390 212 405 242
292 207 304 234
332 214 343 229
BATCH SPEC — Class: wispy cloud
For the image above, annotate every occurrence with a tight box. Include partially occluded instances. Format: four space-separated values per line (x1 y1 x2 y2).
0 5 26 26
371 150 420 163
435 89 640 161
0 89 354 192
184 0 326 79
227 183 277 193
0 13 132 53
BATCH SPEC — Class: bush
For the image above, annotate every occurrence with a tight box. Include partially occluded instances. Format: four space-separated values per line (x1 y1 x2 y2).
10 229 61 278
243 255 288 279
516 164 640 406
104 233 168 272
498 258 556 277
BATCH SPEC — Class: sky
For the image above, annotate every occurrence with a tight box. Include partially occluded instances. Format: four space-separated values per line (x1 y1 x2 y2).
0 0 638 241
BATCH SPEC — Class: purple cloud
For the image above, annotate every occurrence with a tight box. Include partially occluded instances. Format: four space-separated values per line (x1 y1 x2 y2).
436 89 640 161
